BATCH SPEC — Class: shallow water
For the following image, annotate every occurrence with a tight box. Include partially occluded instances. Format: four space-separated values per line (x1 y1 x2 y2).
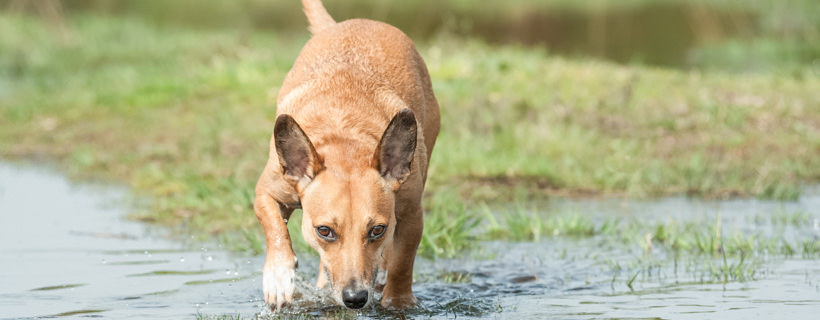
1 163 818 319
0 164 263 319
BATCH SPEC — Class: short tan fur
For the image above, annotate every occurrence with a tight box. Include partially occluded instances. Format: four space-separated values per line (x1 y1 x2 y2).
254 0 440 310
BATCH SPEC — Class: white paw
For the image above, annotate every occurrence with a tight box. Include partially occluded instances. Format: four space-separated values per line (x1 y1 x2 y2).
263 263 296 310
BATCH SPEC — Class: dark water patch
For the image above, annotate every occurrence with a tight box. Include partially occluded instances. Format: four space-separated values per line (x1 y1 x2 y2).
565 285 596 292
30 284 86 291
144 289 179 296
184 275 252 286
127 269 218 277
51 309 107 317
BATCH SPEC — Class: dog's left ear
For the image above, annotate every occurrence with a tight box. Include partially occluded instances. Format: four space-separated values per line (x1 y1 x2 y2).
373 109 417 190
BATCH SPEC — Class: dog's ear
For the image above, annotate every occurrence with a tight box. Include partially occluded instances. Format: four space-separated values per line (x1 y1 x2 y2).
373 109 417 190
274 114 322 188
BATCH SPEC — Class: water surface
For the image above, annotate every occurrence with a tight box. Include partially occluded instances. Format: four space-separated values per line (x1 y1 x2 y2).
1 163 818 319
0 163 261 318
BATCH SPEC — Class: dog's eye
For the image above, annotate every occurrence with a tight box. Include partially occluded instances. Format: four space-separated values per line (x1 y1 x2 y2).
369 225 387 240
316 226 336 241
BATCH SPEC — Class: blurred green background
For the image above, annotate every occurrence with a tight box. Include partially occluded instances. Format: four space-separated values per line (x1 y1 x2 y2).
13 0 820 71
1 0 819 246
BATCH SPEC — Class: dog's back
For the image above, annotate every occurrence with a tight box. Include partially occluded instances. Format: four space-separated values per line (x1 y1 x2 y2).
277 6 439 168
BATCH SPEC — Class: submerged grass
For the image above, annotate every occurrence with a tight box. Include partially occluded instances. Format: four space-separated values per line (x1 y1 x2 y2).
1 13 819 259
196 313 244 320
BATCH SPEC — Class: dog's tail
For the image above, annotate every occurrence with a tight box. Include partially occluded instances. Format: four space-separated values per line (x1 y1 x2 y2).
301 0 335 34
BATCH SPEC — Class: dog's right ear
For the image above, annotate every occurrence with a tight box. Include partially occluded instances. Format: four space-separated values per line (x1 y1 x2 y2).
373 109 417 191
274 114 323 189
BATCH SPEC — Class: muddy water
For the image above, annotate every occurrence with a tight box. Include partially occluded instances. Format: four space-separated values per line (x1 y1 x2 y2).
1 163 819 319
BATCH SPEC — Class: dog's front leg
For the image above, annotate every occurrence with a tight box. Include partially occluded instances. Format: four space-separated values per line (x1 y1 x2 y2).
381 206 423 309
254 194 297 310
316 263 328 288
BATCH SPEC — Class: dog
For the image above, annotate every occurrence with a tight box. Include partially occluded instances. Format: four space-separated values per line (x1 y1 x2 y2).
254 0 440 310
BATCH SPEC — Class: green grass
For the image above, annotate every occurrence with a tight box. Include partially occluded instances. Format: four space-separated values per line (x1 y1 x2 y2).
1 12 819 258
428 39 819 199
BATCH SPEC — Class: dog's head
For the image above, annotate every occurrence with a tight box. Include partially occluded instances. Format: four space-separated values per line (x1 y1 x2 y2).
273 109 417 309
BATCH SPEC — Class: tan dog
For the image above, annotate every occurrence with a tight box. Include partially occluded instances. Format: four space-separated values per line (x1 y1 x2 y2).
254 0 440 310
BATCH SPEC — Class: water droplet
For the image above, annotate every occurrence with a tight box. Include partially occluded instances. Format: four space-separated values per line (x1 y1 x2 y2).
226 269 231 275
234 271 239 276
100 259 107 264
246 260 251 264
207 256 213 261
179 257 185 263
143 250 149 255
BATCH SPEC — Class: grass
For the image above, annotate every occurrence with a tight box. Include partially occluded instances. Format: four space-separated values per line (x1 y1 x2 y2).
1 9 819 259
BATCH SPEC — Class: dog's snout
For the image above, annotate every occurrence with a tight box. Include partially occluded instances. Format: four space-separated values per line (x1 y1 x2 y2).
342 286 369 309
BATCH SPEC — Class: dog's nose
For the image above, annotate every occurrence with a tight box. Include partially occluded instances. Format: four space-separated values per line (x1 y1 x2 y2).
342 286 368 309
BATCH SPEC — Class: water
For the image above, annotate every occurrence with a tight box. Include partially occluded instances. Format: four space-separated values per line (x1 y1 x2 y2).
504 195 820 319
0 163 262 319
1 163 819 319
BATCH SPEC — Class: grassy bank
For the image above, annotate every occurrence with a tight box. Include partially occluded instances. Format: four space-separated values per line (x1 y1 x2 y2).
1 14 819 256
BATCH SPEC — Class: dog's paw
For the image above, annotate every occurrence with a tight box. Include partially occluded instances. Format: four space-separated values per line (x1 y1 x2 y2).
263 260 296 310
381 293 417 310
